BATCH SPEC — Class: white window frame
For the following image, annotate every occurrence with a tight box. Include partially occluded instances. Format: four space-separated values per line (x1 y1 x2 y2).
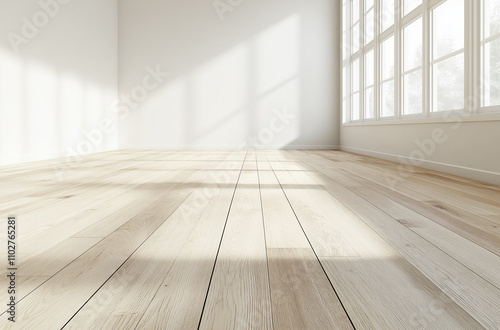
479 0 500 113
341 0 500 125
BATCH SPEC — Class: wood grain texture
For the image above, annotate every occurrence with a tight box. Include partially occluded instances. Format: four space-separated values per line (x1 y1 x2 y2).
0 157 202 329
199 169 273 330
258 169 310 249
0 149 498 329
267 248 353 329
67 157 243 329
273 162 484 329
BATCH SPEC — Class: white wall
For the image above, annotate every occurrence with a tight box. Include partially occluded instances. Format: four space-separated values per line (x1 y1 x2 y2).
0 0 118 166
118 0 340 149
341 118 500 185
2 0 497 186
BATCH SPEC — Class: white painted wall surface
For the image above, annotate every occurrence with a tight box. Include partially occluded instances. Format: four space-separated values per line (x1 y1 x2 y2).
0 0 118 166
117 0 340 149
341 118 500 185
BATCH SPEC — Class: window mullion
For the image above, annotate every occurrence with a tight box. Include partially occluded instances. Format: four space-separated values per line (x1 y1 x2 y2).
482 31 500 45
431 48 465 65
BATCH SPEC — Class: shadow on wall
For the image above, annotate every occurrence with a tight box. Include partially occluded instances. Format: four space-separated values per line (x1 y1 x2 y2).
0 0 339 167
0 0 118 166
118 0 339 149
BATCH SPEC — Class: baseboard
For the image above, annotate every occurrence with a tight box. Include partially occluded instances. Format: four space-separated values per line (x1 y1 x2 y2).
340 146 500 186
0 151 68 167
118 145 340 150
0 145 119 168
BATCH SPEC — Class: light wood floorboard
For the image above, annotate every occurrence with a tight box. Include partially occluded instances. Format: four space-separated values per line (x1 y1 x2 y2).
0 149 498 329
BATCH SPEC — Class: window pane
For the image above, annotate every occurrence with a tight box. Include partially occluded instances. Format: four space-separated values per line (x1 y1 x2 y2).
403 69 423 115
343 1 348 32
382 80 395 117
433 53 465 111
365 0 374 10
365 49 374 86
352 92 360 120
343 67 347 98
483 0 500 39
352 58 359 92
382 36 395 80
343 99 348 123
343 31 348 59
352 22 360 54
365 87 375 119
353 0 359 23
404 17 423 72
482 39 500 106
381 0 394 32
365 8 375 45
432 0 464 60
404 0 421 16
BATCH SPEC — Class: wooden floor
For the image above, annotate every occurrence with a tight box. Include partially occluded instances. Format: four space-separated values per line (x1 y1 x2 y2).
0 149 499 329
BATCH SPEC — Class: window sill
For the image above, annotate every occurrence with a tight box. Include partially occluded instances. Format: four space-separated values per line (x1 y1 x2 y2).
342 112 500 127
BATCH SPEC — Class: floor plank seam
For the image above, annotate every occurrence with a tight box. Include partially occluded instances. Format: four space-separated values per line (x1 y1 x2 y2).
3 150 498 329
131 154 235 329
328 152 500 228
196 151 248 330
293 153 500 292
346 186 500 292
256 157 275 330
0 167 199 318
0 228 116 318
341 167 500 258
59 183 199 329
264 155 357 330
290 150 497 328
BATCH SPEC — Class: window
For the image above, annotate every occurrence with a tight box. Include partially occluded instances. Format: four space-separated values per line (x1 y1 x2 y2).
381 0 394 32
381 36 395 117
481 0 500 107
403 17 423 115
348 0 363 121
352 58 360 120
365 0 375 45
342 0 349 123
343 66 348 123
403 0 422 16
365 49 375 118
431 0 464 112
342 68 349 123
363 0 376 120
341 0 500 125
352 0 360 54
